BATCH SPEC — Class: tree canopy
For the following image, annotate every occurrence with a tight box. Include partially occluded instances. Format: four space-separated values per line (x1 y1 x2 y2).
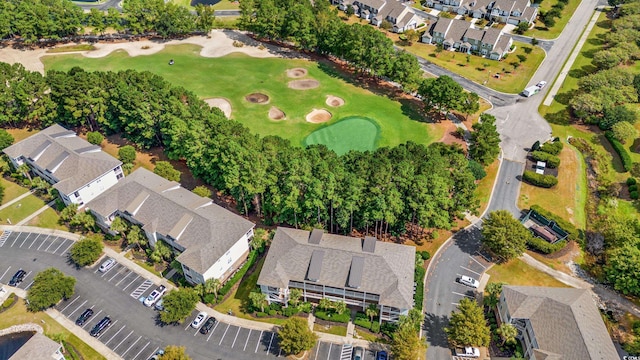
481 210 531 262
27 268 76 311
445 298 491 347
418 75 466 116
160 345 191 360
469 114 501 165
159 288 199 324
69 234 104 267
277 317 318 355
154 161 181 182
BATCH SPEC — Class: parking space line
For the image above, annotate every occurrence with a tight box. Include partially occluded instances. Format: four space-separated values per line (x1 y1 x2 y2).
68 300 88 317
19 271 32 288
469 255 487 268
44 237 60 252
83 310 102 329
244 329 251 351
0 230 12 246
267 332 274 353
52 238 68 255
218 323 231 345
103 323 125 344
185 321 193 331
313 340 320 360
255 330 263 353
206 322 220 342
97 320 119 340
10 233 25 247
19 233 34 248
327 343 332 360
452 291 474 298
28 234 42 249
121 275 140 291
109 267 126 282
120 335 141 357
130 279 153 298
115 272 134 287
61 297 81 313
112 330 134 351
131 341 150 360
0 266 11 283
193 326 200 336
144 347 160 360
61 240 75 255
452 302 460 306
100 264 118 277
37 237 49 251
279 348 283 357
23 281 33 290
231 326 241 348
460 266 481 276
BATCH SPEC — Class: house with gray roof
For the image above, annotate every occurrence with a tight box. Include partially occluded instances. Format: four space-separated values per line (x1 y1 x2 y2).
498 286 618 360
9 332 65 360
424 0 537 25
3 124 123 207
86 168 255 285
257 227 415 322
332 0 423 33
422 18 512 59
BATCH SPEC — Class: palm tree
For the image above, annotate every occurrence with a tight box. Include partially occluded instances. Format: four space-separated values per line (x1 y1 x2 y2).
249 291 267 313
204 278 221 300
288 288 303 308
497 323 518 345
17 163 31 182
194 283 205 298
365 304 378 322
334 300 347 315
110 216 128 235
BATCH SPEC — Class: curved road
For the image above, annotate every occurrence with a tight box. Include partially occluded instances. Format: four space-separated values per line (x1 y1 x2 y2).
422 0 604 358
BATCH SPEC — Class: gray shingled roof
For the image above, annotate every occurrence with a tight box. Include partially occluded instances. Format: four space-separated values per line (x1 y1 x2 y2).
492 0 515 11
355 0 386 10
465 0 492 11
492 34 511 55
445 19 472 44
432 17 453 35
521 6 537 21
258 227 416 309
3 124 122 195
9 333 62 360
464 27 485 41
502 286 618 360
86 168 255 274
482 27 502 46
512 0 529 12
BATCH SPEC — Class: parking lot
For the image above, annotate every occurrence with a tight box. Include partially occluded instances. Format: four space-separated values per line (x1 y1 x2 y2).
0 231 370 360
449 252 490 306
310 342 380 360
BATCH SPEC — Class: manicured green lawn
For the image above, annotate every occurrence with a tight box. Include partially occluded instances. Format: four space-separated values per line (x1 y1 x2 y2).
0 178 29 205
26 207 69 231
303 117 379 155
42 45 437 151
46 44 96 53
524 0 582 39
170 0 239 10
313 323 348 336
397 39 546 93
0 300 106 360
487 259 570 287
0 194 46 225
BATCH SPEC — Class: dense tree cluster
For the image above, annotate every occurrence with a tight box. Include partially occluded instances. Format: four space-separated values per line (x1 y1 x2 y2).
239 0 423 91
445 298 491 347
481 210 532 262
27 267 76 311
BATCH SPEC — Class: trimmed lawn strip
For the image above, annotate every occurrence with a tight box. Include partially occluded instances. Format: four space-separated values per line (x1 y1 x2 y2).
475 159 500 216
6 128 40 143
313 323 348 336
486 258 570 287
171 0 240 10
355 329 385 343
42 45 437 150
0 194 45 225
0 300 106 360
393 38 545 93
26 207 69 231
46 44 96 53
0 178 29 205
524 0 581 39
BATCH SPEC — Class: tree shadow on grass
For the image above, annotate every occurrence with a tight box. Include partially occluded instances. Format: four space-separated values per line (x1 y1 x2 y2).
597 133 626 173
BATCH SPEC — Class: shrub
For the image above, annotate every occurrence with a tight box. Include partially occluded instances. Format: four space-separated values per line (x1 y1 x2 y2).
531 151 561 168
468 159 487 180
532 141 541 151
256 312 267 318
268 309 277 316
380 322 398 338
523 170 558 188
419 250 431 260
530 205 580 242
605 131 633 172
86 131 104 145
527 236 567 254
630 185 638 192
354 317 373 330
69 235 104 267
282 306 299 317
314 309 350 323
632 191 639 200
414 266 426 311
219 251 258 298
2 293 15 309
539 141 563 155
627 177 637 186
370 322 380 333
118 145 136 164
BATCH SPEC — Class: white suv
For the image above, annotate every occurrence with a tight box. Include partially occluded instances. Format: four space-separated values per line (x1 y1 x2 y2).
191 312 208 328
143 285 167 307
459 275 480 288
98 258 116 273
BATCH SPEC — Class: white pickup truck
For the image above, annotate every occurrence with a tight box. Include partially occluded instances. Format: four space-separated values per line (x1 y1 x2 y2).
455 346 480 358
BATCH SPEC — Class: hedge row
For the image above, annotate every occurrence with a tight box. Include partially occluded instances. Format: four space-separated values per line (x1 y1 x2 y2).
531 151 561 168
414 266 426 311
530 205 580 242
605 131 633 172
527 236 567 254
523 170 558 188
314 309 350 323
219 250 258 298
354 313 381 333
539 141 564 155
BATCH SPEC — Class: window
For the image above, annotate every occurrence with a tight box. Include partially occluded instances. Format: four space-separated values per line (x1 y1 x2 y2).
74 192 80 197
116 173 123 180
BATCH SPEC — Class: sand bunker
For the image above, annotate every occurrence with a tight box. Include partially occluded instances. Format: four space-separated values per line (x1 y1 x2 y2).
268 106 286 120
204 98 232 118
325 95 345 107
288 79 320 90
306 109 332 123
286 68 308 78
245 93 270 104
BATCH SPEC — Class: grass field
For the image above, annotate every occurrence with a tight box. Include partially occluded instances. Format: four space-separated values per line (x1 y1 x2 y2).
0 178 29 205
43 45 438 151
26 207 69 231
475 159 500 216
0 300 106 360
314 323 348 336
170 0 239 10
46 44 96 53
487 259 570 287
0 194 45 225
6 128 39 143
524 0 582 39
303 117 379 155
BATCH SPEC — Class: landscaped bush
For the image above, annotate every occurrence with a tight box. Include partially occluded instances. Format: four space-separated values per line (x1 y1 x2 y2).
1 293 16 309
531 151 561 168
523 170 558 188
527 236 567 254
414 266 426 311
631 191 639 200
468 159 487 180
86 131 104 145
531 140 541 151
256 312 267 318
630 185 638 192
370 322 380 333
354 317 373 329
530 205 580 242
219 250 258 297
627 177 637 186
419 251 431 260
314 309 350 323
268 309 276 316
380 322 398 338
605 131 633 172
539 141 563 155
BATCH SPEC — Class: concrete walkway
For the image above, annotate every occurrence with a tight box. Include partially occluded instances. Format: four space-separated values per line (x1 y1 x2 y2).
542 8 602 106
16 200 56 226
520 254 591 288
0 190 35 211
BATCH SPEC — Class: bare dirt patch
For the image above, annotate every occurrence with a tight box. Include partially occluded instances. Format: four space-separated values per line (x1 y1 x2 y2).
305 109 332 123
268 106 286 120
245 93 270 104
286 68 308 78
203 97 232 118
288 79 320 90
325 95 345 107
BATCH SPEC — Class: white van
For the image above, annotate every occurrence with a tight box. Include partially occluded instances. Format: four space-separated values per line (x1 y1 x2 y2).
459 275 480 288
522 85 540 97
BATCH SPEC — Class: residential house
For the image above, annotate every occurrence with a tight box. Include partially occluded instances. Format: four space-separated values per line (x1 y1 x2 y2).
422 18 512 59
257 227 415 322
3 124 123 207
86 168 255 285
332 0 422 33
497 286 618 360
9 332 65 360
424 0 538 25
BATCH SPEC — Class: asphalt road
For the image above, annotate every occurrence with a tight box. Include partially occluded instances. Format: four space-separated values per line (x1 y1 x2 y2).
0 231 359 360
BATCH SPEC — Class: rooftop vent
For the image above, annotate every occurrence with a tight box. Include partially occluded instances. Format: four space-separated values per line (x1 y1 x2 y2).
363 236 377 253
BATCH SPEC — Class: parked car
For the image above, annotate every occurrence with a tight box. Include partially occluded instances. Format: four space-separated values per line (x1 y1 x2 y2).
98 258 116 273
191 312 208 328
143 285 167 307
377 351 388 360
154 298 164 311
8 269 26 286
148 349 165 360
199 317 216 335
75 308 94 326
458 275 480 288
536 80 547 89
353 346 364 360
90 317 111 337
455 346 480 358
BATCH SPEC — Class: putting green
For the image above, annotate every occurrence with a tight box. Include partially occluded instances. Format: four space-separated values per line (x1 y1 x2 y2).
303 117 379 155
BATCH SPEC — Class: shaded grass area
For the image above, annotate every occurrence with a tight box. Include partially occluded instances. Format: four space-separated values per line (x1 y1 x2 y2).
303 117 380 155
6 128 40 143
26 207 69 231
313 323 348 336
475 159 500 216
0 300 106 360
392 38 545 93
524 0 582 39
0 194 45 225
487 258 570 287
46 44 96 53
42 45 437 150
0 178 29 205
170 0 240 10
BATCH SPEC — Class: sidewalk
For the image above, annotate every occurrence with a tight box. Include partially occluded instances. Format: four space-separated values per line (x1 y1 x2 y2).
0 190 35 211
16 200 56 226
